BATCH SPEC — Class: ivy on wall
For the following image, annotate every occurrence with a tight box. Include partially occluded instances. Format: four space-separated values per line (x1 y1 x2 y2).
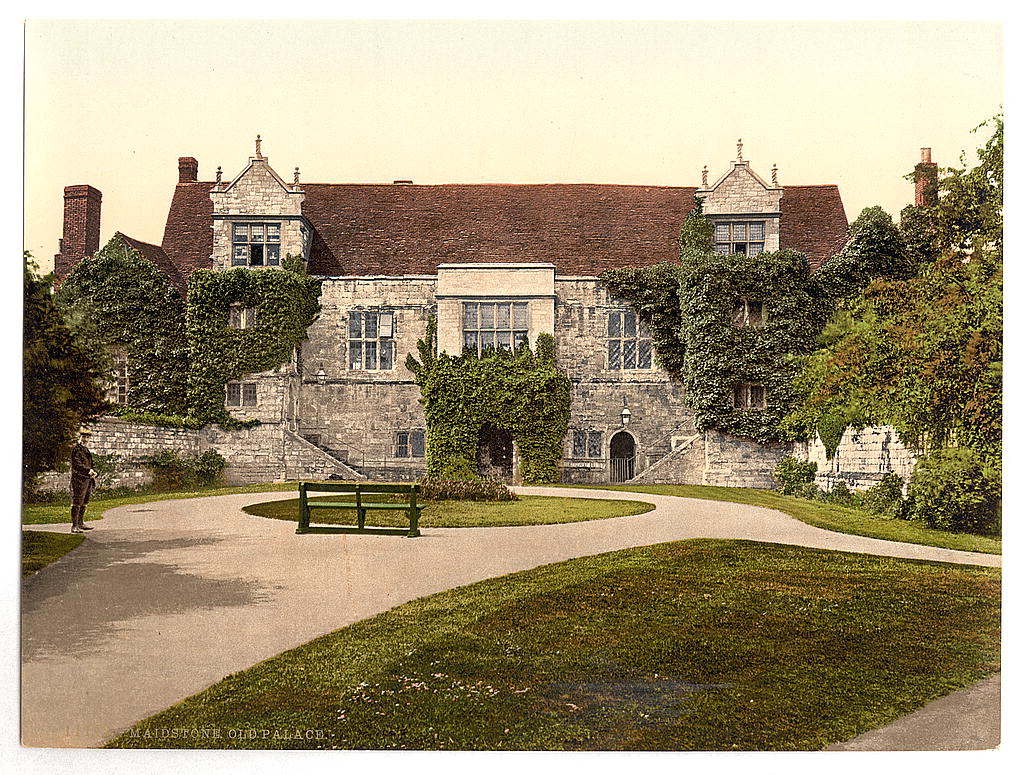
57 239 321 426
406 319 571 484
603 202 831 443
185 263 321 423
56 235 191 415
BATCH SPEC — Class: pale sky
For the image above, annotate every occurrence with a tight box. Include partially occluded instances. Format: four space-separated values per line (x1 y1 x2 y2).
24 20 1003 272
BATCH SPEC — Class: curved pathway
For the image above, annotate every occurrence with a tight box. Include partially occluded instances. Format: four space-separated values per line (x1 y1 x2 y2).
21 487 1000 749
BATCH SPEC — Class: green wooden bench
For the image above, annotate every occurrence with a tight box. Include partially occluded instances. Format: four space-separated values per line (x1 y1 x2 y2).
296 482 423 538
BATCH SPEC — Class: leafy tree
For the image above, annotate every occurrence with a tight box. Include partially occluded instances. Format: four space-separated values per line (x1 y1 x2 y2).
23 255 108 493
786 117 1002 470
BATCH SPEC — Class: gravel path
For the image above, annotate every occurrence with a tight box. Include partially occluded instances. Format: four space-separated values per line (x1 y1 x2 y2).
21 486 1000 749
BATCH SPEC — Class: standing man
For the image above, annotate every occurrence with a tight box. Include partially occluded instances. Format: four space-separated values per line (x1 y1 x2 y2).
70 428 97 533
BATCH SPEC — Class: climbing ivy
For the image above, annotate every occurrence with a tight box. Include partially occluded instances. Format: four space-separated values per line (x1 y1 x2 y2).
406 319 571 484
603 198 831 443
56 235 191 414
185 264 321 423
56 237 321 426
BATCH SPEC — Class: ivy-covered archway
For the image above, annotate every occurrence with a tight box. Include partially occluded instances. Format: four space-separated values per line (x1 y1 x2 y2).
405 319 571 484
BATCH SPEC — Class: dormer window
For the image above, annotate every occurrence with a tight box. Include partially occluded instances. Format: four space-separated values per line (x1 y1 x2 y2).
733 298 765 327
714 222 765 256
232 222 281 267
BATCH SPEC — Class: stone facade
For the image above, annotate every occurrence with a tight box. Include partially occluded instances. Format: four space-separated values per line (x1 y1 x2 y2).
703 430 795 489
51 140 876 490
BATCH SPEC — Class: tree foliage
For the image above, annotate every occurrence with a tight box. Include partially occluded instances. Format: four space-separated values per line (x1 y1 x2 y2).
54 237 321 427
786 117 1003 467
23 255 108 490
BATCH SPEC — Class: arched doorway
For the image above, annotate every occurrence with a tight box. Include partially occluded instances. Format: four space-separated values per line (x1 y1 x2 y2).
609 430 636 482
477 423 513 481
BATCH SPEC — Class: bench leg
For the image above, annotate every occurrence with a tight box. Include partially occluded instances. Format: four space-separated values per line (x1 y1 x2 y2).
407 507 420 538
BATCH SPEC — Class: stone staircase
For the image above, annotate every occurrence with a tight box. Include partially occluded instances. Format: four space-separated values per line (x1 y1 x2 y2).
283 429 366 480
628 433 703 485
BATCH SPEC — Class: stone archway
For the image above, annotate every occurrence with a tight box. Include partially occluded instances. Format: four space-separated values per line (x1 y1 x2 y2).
609 430 636 483
477 423 514 482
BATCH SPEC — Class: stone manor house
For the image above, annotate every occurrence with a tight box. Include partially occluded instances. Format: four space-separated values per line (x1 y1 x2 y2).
53 138 922 489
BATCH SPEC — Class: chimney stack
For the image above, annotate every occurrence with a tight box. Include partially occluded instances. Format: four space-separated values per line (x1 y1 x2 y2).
178 156 199 183
54 185 102 278
914 147 938 207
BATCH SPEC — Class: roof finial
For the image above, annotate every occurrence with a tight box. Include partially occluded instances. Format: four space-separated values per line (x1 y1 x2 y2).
702 165 708 188
737 138 743 162
255 134 263 158
215 166 223 184
294 167 300 185
771 163 778 186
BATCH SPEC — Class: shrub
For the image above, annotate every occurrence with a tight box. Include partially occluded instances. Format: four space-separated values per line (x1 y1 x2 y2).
824 480 860 507
774 456 818 496
145 450 226 491
793 482 823 501
418 479 518 502
907 448 1000 534
863 473 905 517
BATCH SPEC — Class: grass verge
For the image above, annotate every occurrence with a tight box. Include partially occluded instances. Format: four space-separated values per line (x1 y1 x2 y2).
21 531 85 578
559 484 1001 555
21 482 299 526
244 494 653 528
107 539 1000 750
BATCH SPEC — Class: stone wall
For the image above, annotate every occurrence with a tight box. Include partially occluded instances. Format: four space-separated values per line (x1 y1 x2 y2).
703 430 794 489
37 416 202 492
804 425 921 491
199 424 286 483
628 435 705 485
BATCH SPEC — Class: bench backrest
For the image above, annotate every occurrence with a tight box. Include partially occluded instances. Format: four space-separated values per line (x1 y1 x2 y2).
299 482 420 496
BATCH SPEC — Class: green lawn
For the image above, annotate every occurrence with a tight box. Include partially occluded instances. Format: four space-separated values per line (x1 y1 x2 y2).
22 482 300 525
244 494 654 528
21 531 85 578
560 484 1001 555
108 539 1000 750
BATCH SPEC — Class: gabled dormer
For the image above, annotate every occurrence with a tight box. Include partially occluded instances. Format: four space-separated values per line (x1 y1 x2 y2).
695 139 783 255
209 136 312 271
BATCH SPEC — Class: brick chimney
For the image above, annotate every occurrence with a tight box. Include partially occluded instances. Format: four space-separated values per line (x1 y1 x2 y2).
914 147 938 207
178 156 199 183
54 185 102 278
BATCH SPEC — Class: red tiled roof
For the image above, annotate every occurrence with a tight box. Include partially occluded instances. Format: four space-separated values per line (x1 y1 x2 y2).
777 185 849 271
159 181 848 279
117 232 188 296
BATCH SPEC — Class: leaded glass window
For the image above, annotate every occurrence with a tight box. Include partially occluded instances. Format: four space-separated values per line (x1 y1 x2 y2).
607 310 653 370
713 221 766 256
232 222 281 266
